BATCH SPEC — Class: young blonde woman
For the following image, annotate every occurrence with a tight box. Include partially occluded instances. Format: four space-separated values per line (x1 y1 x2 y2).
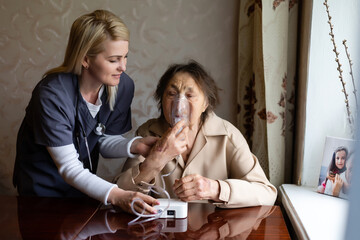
13 10 187 214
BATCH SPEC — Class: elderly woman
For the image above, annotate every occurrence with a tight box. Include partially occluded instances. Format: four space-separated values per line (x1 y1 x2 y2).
115 60 277 208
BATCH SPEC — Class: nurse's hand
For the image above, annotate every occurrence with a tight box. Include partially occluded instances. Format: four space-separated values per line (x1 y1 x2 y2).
108 187 159 215
130 136 159 157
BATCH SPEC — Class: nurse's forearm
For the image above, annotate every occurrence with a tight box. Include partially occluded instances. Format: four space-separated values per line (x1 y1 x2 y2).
98 135 141 158
47 144 116 204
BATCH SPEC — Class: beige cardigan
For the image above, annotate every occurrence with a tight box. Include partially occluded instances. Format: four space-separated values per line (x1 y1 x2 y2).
115 112 277 208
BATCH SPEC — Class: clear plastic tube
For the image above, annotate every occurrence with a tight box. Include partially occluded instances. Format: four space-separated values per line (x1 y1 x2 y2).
127 156 179 226
128 221 167 240
128 94 189 225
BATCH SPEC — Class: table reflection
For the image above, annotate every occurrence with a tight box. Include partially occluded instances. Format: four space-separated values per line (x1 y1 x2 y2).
16 196 100 240
80 203 277 240
180 204 276 240
0 196 289 239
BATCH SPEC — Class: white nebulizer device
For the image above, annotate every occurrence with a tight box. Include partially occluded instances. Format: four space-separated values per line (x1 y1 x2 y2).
128 94 189 226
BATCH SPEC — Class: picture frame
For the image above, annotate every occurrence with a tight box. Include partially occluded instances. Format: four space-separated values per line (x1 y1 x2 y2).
317 136 356 199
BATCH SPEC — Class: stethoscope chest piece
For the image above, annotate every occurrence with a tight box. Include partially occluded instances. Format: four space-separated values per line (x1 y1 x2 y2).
94 122 106 136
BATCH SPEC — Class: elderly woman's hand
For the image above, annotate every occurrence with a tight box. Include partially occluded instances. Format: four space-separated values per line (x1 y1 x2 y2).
135 120 188 184
145 120 188 168
155 119 188 154
173 174 220 202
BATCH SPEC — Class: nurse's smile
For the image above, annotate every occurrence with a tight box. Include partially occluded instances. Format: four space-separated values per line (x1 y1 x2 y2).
113 74 121 79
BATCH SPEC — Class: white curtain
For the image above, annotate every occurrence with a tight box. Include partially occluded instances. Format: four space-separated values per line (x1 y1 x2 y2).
237 0 299 187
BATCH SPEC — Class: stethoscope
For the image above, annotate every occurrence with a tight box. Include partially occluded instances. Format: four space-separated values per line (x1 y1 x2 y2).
75 92 106 172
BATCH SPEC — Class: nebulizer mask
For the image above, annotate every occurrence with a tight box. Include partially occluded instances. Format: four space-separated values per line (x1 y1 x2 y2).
170 94 190 129
128 94 189 226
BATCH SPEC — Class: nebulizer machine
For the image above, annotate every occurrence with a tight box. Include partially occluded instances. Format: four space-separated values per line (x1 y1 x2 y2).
128 94 189 226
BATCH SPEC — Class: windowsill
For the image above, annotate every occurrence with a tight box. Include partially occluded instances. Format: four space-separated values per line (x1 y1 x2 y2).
279 184 349 240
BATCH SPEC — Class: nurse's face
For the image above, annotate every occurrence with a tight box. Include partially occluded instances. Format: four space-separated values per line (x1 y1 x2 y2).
85 39 128 86
162 72 208 129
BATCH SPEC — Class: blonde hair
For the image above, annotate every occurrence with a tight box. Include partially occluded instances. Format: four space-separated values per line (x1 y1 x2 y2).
44 9 130 110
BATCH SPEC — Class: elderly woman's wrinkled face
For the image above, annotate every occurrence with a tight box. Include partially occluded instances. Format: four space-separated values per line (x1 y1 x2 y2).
162 72 208 128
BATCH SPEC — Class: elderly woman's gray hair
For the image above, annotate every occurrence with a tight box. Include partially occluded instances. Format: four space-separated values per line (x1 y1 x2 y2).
154 60 220 123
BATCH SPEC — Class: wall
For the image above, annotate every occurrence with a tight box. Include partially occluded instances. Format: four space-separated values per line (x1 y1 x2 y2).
302 0 360 187
0 0 239 195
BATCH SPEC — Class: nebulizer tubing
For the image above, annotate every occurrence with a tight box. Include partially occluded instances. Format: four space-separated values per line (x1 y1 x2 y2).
127 156 179 225
128 220 167 240
128 94 189 226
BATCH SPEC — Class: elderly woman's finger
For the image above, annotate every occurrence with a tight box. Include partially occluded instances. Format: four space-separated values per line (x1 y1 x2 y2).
176 126 189 141
174 175 194 186
173 175 196 192
176 187 198 199
172 119 187 135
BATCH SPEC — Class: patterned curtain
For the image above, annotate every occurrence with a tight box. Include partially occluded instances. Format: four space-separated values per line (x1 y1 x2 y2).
237 0 298 187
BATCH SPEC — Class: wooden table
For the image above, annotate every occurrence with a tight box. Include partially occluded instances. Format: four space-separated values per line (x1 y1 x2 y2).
0 195 290 239
0 195 100 240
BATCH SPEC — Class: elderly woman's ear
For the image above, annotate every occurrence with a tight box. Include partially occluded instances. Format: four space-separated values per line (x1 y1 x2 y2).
202 101 208 113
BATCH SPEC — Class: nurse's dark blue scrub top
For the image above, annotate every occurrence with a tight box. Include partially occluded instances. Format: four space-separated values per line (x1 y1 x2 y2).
13 72 134 197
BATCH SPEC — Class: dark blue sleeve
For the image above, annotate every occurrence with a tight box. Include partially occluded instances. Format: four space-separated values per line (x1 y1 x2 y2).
105 73 134 135
27 75 75 147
